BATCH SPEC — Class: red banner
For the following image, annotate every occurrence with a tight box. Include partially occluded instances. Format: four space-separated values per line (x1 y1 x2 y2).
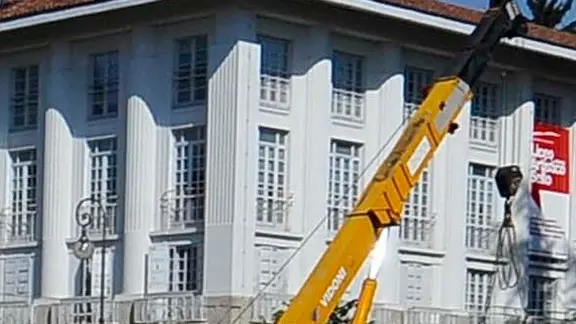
530 123 571 206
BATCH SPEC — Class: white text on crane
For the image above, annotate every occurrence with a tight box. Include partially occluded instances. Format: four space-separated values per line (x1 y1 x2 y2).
320 267 347 307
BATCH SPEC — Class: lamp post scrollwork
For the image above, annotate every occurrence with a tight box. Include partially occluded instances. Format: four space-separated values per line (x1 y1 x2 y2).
160 187 196 230
72 197 109 324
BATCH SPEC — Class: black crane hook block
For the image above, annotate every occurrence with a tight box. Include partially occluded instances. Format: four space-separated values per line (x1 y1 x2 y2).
495 165 523 199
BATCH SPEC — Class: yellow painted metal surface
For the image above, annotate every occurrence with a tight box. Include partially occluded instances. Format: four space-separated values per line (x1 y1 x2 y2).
351 278 378 324
277 77 472 324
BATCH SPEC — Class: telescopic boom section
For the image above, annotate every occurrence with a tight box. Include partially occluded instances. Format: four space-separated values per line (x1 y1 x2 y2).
276 1 526 323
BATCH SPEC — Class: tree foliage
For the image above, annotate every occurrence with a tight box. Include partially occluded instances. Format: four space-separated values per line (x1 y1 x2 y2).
526 0 576 32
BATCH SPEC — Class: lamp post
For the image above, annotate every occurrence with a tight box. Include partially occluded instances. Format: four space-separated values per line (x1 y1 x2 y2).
72 197 109 324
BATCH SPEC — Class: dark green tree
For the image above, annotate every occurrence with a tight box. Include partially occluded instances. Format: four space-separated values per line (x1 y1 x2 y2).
526 0 576 32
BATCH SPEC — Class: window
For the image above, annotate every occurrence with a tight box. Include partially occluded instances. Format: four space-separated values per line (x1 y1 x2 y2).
3 149 37 245
256 127 289 229
399 170 432 245
88 51 119 118
404 66 434 121
147 243 204 293
470 82 499 145
534 93 561 125
326 140 361 232
74 248 113 297
401 262 430 306
163 126 206 230
466 163 496 251
87 138 118 235
173 35 208 108
401 67 434 246
527 276 556 317
331 51 365 121
73 258 94 324
73 249 113 322
259 35 290 108
254 245 290 294
76 259 92 297
465 269 494 313
168 245 203 292
9 65 39 130
0 256 32 302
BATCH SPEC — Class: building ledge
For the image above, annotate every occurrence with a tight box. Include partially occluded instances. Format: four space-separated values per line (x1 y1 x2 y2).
398 245 446 262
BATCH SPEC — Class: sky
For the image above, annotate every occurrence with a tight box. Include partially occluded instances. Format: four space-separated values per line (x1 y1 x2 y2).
441 0 576 27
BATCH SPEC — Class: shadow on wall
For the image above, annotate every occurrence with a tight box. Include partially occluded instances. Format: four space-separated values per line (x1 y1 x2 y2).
495 177 576 322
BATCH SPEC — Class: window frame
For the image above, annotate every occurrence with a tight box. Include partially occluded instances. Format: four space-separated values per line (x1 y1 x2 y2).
403 65 434 122
331 50 366 122
533 92 562 126
162 125 207 231
465 163 497 252
257 34 292 110
172 35 209 110
527 275 557 317
84 136 119 237
255 127 290 230
5 148 37 245
469 81 500 147
87 50 120 120
167 243 204 293
326 139 363 233
147 241 204 294
9 64 40 131
465 268 494 313
399 168 434 247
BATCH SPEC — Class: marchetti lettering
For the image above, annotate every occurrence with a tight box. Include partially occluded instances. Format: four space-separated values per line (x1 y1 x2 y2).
531 143 566 186
320 267 347 307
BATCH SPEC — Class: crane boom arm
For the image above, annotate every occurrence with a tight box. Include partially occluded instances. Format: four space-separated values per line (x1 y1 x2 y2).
277 1 526 323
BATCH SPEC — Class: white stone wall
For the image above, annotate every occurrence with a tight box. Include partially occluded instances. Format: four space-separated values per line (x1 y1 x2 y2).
0 6 573 317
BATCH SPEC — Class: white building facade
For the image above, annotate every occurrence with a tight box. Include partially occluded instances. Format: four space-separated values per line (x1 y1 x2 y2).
0 0 574 323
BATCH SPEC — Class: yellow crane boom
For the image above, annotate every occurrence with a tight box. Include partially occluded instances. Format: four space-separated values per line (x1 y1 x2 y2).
277 0 528 323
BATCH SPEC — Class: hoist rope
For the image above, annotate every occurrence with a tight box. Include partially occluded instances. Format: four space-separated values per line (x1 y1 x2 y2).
480 197 528 324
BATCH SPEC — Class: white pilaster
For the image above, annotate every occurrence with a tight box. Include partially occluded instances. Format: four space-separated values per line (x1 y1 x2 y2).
511 73 534 307
204 9 258 297
513 73 534 174
440 100 471 309
494 71 534 308
372 42 404 305
291 27 332 293
41 42 74 298
563 94 576 311
500 72 534 172
0 65 9 225
122 26 158 294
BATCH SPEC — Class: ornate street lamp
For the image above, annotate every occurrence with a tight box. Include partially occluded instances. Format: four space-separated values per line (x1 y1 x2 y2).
71 197 109 324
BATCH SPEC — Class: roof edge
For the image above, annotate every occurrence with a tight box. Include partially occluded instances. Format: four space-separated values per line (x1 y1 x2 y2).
320 0 576 61
0 0 162 33
0 0 573 61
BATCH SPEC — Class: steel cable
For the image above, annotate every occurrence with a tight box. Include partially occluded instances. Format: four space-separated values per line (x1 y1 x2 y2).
480 197 529 324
